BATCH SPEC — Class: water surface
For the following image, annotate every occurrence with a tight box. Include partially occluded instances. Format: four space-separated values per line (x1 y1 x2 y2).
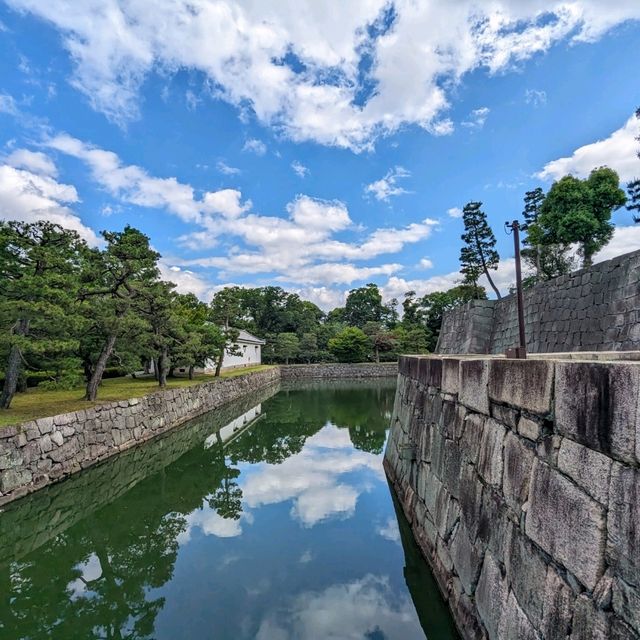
0 380 458 639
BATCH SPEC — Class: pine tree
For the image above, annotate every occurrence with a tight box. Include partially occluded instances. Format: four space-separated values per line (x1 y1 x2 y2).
459 201 501 299
521 188 545 278
627 179 640 223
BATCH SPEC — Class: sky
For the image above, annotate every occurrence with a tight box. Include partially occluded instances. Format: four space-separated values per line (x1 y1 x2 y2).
1 1 639 311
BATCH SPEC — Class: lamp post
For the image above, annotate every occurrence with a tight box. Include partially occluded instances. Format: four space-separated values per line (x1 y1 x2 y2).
505 220 527 359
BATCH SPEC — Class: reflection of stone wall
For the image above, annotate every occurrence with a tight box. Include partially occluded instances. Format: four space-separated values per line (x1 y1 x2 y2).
0 384 279 566
436 249 640 354
0 368 280 506
281 362 397 380
385 354 640 640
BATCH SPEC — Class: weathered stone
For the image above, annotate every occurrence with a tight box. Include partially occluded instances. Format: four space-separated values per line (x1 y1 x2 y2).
502 432 534 513
571 594 610 640
489 358 554 415
477 418 505 489
490 402 519 429
0 446 23 470
458 359 489 415
450 521 482 596
476 552 507 639
49 440 79 463
460 413 485 465
458 463 483 542
441 358 460 395
526 459 606 590
518 416 541 441
557 438 612 504
36 416 54 435
610 618 640 640
613 577 640 635
498 590 539 640
50 430 64 447
0 468 31 492
555 361 639 464
607 464 640 587
541 566 574 640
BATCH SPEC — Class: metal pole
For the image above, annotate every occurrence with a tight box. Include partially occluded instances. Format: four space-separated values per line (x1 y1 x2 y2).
512 220 527 358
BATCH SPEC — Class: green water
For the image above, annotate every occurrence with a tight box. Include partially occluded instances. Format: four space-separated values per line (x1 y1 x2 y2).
0 380 458 640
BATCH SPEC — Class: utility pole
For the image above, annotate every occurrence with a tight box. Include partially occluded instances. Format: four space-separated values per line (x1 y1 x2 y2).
505 220 527 359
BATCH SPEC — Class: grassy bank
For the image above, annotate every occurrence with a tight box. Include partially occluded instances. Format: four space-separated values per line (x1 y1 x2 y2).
0 366 273 428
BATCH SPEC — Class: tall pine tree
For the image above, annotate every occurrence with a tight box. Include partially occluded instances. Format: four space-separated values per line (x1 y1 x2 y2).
521 187 545 278
459 201 501 299
628 107 640 223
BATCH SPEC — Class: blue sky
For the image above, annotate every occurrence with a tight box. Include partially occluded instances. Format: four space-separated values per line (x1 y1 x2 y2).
1 1 639 310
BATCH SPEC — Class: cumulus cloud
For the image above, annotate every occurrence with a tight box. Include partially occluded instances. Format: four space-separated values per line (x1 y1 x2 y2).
461 106 490 130
5 148 58 176
243 138 267 156
8 1 638 150
594 224 640 262
291 160 308 178
537 114 640 183
447 206 463 218
158 261 215 299
0 163 99 244
365 166 411 201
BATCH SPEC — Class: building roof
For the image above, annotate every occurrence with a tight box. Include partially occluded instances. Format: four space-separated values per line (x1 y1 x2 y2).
235 329 266 345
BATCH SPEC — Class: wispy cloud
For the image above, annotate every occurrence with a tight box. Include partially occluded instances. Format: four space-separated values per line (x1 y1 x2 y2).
291 160 309 178
365 166 411 202
243 138 267 156
216 160 241 176
462 107 490 130
525 89 547 107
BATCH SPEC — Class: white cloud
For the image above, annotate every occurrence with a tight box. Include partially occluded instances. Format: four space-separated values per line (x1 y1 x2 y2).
594 224 640 262
365 166 410 201
5 149 58 177
291 161 308 178
0 93 19 115
419 258 433 269
243 138 267 156
287 195 350 231
178 506 244 544
525 88 547 107
216 160 240 175
0 164 99 244
537 114 640 183
10 1 637 150
377 517 400 543
462 106 490 130
185 89 200 111
158 261 214 300
255 575 422 639
447 206 463 218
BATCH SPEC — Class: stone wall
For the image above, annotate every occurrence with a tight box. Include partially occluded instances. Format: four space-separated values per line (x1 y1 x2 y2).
385 354 640 640
280 362 397 380
0 367 280 506
436 249 640 354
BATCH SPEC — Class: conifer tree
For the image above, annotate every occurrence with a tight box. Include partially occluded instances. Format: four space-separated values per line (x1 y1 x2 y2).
459 201 501 299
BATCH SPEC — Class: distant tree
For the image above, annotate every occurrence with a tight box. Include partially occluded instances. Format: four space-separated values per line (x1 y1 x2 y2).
363 322 397 363
328 327 369 362
521 187 546 278
0 222 85 409
343 283 384 327
299 332 319 363
628 179 640 223
381 297 399 328
538 167 626 267
402 291 425 327
209 287 243 376
392 325 430 355
459 201 502 298
275 332 300 364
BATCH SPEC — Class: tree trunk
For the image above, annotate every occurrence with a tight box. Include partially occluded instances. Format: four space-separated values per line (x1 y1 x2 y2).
285 356 289 365
168 366 175 378
84 333 117 401
152 357 159 381
583 245 593 269
214 346 225 377
188 364 194 380
158 348 168 387
0 318 30 410
535 246 542 280
375 345 380 363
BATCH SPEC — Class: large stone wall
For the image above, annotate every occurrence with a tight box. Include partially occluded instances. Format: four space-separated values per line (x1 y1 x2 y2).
280 362 397 380
436 249 640 354
385 354 640 640
0 368 280 506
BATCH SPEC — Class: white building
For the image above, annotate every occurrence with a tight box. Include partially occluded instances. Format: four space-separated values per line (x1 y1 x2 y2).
206 328 265 372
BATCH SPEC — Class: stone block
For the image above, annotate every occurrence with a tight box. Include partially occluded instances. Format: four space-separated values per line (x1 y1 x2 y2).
610 618 640 640
459 359 490 415
442 439 462 499
504 523 547 628
477 418 506 489
490 402 519 429
0 468 31 492
50 431 64 447
557 438 612 505
571 594 611 640
498 590 539 640
488 358 554 415
476 486 510 563
459 463 483 542
541 566 574 640
460 413 485 465
449 521 482 596
526 459 606 590
441 358 460 395
476 551 507 639
502 432 534 513
36 416 54 435
607 464 640 588
0 445 23 470
613 577 640 635
555 361 639 464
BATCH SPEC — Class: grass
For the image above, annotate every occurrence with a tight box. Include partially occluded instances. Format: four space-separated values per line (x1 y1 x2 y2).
0 365 273 428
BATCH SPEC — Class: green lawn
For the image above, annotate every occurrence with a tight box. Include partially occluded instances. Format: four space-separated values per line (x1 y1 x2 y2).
0 365 273 428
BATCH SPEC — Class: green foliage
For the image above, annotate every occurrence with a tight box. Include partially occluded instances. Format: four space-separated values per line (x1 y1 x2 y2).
538 167 626 267
299 332 319 363
459 201 501 298
627 179 640 223
274 332 300 364
343 283 385 327
328 327 369 362
363 321 397 362
392 325 430 354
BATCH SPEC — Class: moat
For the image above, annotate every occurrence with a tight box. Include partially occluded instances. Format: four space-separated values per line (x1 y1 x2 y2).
0 380 458 640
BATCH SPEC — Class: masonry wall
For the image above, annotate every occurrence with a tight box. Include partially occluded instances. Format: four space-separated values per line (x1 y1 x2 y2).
385 354 640 640
436 249 640 354
280 362 397 380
